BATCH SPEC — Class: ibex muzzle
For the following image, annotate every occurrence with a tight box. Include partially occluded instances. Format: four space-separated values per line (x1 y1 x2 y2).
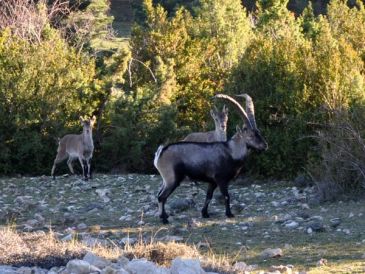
51 116 96 180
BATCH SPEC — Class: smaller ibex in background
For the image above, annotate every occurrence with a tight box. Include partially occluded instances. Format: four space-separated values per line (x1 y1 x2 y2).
51 116 96 180
183 105 228 142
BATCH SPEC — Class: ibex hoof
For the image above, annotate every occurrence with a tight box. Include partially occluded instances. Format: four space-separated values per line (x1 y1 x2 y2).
202 212 210 218
226 213 235 218
161 218 169 224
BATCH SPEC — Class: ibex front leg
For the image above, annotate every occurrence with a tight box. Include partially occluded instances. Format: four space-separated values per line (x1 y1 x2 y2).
86 158 92 179
78 157 87 180
202 183 217 218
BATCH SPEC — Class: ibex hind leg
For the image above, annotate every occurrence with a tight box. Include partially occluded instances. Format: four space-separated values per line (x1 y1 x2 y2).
51 153 68 180
67 158 75 175
218 183 234 218
158 174 184 224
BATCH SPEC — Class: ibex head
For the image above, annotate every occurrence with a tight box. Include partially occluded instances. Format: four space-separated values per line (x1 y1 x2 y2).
80 116 96 135
214 94 268 152
210 105 228 132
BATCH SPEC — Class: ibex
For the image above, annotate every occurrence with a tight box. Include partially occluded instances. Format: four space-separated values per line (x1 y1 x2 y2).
183 105 228 142
51 116 96 180
154 94 267 224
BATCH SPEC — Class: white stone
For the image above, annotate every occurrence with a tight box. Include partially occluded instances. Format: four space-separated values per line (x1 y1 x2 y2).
83 252 111 269
66 259 101 274
285 221 299 229
126 259 169 274
0 265 17 274
170 258 205 274
233 261 247 271
77 223 88 230
261 248 283 258
271 201 280 207
101 266 129 274
61 234 73 242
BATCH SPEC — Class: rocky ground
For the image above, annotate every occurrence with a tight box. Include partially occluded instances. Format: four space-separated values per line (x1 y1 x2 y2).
0 174 365 273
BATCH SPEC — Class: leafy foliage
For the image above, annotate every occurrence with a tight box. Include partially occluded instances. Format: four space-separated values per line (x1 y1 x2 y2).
0 0 365 196
0 30 96 174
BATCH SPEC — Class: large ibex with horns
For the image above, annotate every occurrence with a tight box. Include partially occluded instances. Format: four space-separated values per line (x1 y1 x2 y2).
154 94 268 224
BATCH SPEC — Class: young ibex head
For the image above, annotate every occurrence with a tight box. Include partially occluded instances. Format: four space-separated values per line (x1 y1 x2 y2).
214 94 268 152
210 105 228 132
80 116 96 134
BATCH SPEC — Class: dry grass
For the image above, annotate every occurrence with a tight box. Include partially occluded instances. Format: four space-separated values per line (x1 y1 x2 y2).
0 226 85 268
0 226 235 273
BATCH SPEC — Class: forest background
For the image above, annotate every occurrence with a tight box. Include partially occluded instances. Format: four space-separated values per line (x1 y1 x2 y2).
0 0 365 197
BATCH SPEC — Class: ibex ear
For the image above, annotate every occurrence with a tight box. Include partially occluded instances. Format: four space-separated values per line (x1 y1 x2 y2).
90 115 96 126
223 105 228 114
236 125 242 133
210 109 215 118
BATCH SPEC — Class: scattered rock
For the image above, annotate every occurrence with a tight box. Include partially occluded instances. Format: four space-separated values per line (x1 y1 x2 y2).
100 265 128 274
316 258 327 267
307 222 325 232
0 265 18 274
95 189 111 203
60 233 73 242
66 259 101 274
126 259 169 274
77 223 88 230
120 237 137 246
82 235 109 247
83 252 111 269
285 221 299 229
261 248 283 258
330 218 341 228
269 265 293 274
159 235 184 242
170 258 205 274
169 198 195 213
233 261 248 271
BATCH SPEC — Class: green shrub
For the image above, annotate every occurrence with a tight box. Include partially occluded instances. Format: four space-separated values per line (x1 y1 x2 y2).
0 30 96 174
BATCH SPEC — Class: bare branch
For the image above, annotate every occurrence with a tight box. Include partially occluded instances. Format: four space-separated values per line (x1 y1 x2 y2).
128 58 158 87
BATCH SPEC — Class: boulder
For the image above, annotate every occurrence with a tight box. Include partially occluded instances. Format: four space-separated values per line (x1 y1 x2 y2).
170 258 205 274
65 259 101 274
83 252 111 269
125 259 169 274
261 248 283 259
170 198 195 213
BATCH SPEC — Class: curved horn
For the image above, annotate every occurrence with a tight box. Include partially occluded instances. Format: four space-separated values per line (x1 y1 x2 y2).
236 94 257 129
214 94 253 129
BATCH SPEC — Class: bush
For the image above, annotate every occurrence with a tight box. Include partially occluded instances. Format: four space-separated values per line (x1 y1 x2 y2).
0 30 96 174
